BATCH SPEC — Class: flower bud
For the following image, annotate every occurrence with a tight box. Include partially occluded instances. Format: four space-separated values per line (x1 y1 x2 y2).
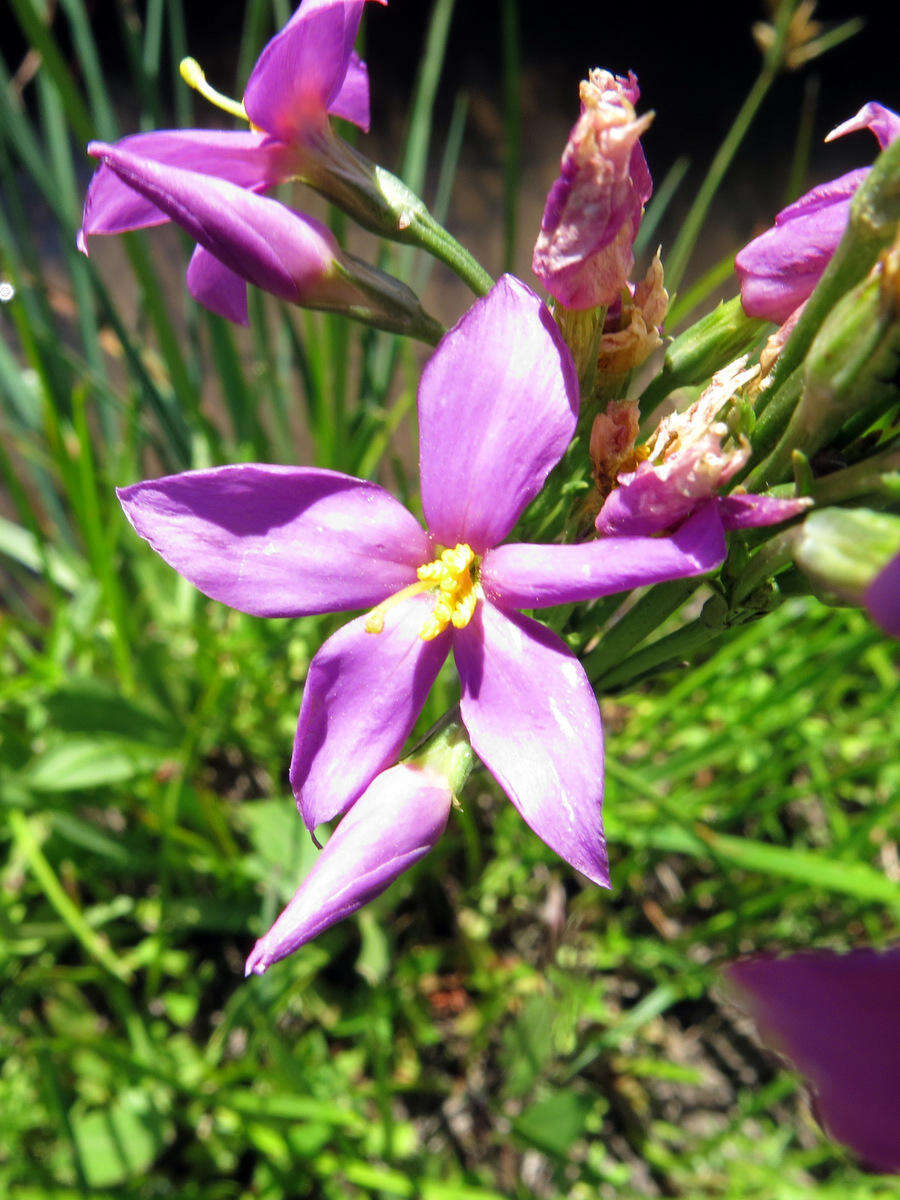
793 507 900 630
532 69 652 311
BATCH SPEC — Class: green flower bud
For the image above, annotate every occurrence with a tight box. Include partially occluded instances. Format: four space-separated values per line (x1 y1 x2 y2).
794 507 900 606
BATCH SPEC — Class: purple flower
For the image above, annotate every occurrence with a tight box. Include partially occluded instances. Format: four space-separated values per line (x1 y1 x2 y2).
78 0 383 323
736 101 900 324
533 70 653 311
864 552 900 638
597 359 811 537
726 948 900 1173
247 762 452 974
118 276 728 886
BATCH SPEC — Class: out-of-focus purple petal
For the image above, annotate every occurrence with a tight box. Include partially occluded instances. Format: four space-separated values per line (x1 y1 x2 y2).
89 144 338 306
826 101 900 151
864 551 900 637
418 275 578 554
186 246 249 325
735 172 867 324
246 762 451 974
482 503 726 608
455 602 608 886
78 130 288 251
290 595 451 830
243 0 378 141
717 493 811 531
726 948 900 1173
117 464 429 617
327 50 371 130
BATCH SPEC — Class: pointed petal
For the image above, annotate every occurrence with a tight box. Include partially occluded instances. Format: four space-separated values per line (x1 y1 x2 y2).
186 246 249 324
418 275 579 553
482 503 726 608
455 603 608 885
117 464 429 617
78 129 288 250
246 762 451 973
726 949 900 1174
717 493 811 531
244 0 379 141
291 595 451 829
825 101 900 151
88 144 338 306
327 50 371 130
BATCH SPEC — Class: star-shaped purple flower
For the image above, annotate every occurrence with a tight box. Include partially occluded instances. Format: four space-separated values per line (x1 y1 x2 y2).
118 277 728 886
79 0 384 324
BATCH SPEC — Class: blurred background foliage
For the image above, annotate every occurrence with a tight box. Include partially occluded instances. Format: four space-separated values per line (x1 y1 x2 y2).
0 0 898 1196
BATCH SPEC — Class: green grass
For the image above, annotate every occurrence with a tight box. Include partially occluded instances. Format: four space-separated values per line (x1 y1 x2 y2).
1 0 898 1196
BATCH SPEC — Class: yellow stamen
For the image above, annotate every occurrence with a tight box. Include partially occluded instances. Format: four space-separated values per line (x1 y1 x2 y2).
180 57 250 123
364 543 481 641
364 581 427 634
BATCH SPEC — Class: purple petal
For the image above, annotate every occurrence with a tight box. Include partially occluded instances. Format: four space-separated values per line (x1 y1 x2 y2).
455 602 608 886
246 762 451 973
88 144 338 306
726 948 900 1173
482 503 726 609
826 101 900 151
78 129 290 251
735 171 867 324
186 246 249 325
290 594 451 829
717 493 811 531
864 552 900 637
418 275 579 554
117 464 430 617
243 0 379 141
327 50 371 130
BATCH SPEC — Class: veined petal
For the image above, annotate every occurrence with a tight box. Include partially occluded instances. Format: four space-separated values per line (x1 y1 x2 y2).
717 493 811 531
186 246 249 325
246 762 451 974
726 949 900 1174
243 0 382 142
482 503 726 609
117 464 429 617
78 129 289 251
327 50 371 130
455 603 608 886
418 275 579 553
88 144 338 307
290 594 451 829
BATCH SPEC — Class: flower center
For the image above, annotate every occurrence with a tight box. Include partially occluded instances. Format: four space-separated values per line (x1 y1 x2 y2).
364 543 481 641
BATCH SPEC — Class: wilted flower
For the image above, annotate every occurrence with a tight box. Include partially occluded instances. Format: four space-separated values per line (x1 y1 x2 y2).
736 101 900 324
726 948 900 1173
119 277 729 888
597 358 811 536
595 249 668 384
78 0 384 322
533 69 653 311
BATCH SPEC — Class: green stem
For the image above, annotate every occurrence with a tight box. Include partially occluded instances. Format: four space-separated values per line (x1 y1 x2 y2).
584 578 700 683
664 0 798 292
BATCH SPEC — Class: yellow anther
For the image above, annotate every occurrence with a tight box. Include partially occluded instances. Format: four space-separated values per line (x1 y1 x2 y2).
366 543 480 641
364 581 427 634
180 57 250 123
